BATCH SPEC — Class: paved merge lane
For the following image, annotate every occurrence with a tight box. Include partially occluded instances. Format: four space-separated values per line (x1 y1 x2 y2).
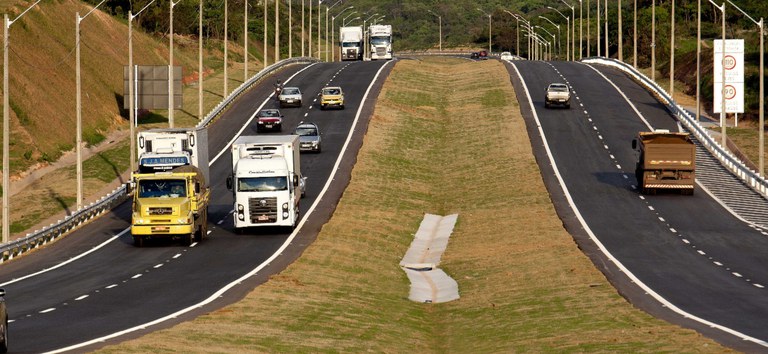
0 60 391 353
510 60 768 351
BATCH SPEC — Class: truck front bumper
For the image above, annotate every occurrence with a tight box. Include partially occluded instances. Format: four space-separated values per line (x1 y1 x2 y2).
131 223 194 236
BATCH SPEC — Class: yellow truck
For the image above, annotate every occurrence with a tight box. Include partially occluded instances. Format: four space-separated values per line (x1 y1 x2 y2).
632 130 696 195
131 128 210 246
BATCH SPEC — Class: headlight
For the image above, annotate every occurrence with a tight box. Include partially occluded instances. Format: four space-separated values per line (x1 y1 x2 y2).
282 202 289 211
237 204 244 211
282 211 289 219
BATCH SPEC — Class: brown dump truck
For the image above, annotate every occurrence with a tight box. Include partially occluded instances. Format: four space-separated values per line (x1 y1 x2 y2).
632 130 696 195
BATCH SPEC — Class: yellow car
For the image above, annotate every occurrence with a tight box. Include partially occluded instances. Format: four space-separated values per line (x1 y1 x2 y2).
320 86 344 110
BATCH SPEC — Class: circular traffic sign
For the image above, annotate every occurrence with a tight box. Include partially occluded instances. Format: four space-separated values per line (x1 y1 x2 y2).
722 55 737 70
723 85 737 100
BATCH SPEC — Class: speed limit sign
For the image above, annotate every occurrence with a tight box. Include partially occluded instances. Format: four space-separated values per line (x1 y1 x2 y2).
714 39 744 113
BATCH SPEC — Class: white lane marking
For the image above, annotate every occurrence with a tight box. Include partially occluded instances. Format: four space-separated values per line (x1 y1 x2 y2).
658 217 666 222
132 274 142 279
511 62 768 348
106 284 118 289
670 228 677 233
48 61 395 354
648 206 655 211
734 272 743 278
615 164 621 170
154 264 164 269
698 250 706 256
683 239 691 244
40 308 56 314
0 228 129 287
75 295 89 301
714 261 723 266
173 254 182 259
755 284 765 289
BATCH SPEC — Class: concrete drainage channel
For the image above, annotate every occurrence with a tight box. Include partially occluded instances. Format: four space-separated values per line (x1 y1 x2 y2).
400 214 460 304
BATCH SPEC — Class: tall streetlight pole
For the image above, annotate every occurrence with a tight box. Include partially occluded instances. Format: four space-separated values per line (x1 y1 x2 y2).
309 0 313 57
696 0 701 124
537 26 556 61
560 0 575 61
587 0 590 56
597 0 600 56
318 0 322 60
289 0 293 58
504 10 520 57
547 7 570 60
539 16 561 60
325 0 344 62
263 0 267 68
634 0 638 68
477 8 492 54
511 13 531 59
274 0 279 62
427 10 442 52
652 0 656 82
223 0 228 97
618 0 622 62
199 0 203 120
169 0 181 128
362 13 379 60
244 1 248 82
724 0 764 175
604 0 608 58
708 0 726 147
579 0 583 59
128 0 157 178
3 0 42 243
670 0 675 99
76 0 109 211
302 0 306 57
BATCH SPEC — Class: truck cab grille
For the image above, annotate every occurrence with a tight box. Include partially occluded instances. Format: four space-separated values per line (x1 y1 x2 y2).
249 197 278 223
148 207 173 215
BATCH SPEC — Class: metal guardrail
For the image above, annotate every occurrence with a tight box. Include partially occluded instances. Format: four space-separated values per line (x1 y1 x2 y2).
584 57 768 198
0 57 320 262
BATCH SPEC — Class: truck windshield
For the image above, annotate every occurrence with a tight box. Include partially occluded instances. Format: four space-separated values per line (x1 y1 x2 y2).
341 42 359 47
238 177 288 192
138 179 187 198
370 37 390 45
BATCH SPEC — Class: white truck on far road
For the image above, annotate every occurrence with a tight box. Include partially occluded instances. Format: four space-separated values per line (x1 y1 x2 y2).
227 135 305 230
340 26 364 61
368 24 393 60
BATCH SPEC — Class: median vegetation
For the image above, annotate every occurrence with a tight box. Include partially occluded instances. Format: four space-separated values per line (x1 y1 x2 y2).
98 57 726 352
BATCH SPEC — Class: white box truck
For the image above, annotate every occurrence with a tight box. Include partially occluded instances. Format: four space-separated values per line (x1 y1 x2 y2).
136 127 210 183
368 24 393 60
340 26 364 61
226 135 305 230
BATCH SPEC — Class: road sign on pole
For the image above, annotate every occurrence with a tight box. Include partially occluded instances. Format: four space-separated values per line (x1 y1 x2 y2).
714 39 744 113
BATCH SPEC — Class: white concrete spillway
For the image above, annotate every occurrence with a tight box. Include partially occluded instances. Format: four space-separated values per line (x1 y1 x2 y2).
400 214 459 303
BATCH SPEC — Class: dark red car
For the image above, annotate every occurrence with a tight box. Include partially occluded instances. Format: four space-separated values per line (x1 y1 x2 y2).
256 109 283 132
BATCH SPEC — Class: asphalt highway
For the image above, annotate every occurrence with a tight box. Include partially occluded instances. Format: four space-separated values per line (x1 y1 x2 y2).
508 59 768 352
0 59 393 353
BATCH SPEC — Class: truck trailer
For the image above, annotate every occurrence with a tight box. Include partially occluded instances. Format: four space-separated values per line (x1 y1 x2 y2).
340 26 364 61
368 24 393 60
131 128 211 246
227 135 305 230
632 130 696 195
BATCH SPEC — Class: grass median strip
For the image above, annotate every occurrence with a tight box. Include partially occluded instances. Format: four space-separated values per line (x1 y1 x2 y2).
99 57 727 353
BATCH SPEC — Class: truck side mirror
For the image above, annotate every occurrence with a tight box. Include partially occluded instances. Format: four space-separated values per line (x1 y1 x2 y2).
195 182 201 194
226 176 233 190
293 174 299 187
631 139 637 150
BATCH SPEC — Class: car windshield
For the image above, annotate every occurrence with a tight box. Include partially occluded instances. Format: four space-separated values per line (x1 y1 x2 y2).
282 88 300 95
259 110 280 117
295 126 318 136
323 88 340 95
138 179 187 198
237 176 288 192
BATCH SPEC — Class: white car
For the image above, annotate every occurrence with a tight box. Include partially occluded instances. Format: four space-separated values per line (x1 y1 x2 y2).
278 86 302 108
500 51 514 61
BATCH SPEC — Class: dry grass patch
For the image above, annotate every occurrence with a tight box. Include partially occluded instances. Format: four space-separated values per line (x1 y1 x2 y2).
99 57 729 353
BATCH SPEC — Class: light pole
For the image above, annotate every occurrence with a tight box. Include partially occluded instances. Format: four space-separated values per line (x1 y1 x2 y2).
76 0 109 210
709 0 726 146
3 0 42 242
169 0 181 128
427 10 442 52
503 10 520 57
587 0 590 56
652 0 656 81
263 0 267 68
274 0 279 62
477 8 492 54
223 0 228 98
597 0 600 56
724 0 763 174
289 0 293 58
363 13 379 60
618 0 622 62
634 0 638 68
325 0 345 62
670 0 675 98
302 0 305 57
579 0 583 59
309 0 313 58
342 11 358 27
547 7 570 60
318 0 322 60
539 16 561 60
128 0 158 178
604 0 608 58
244 0 248 82
199 0 203 120
330 6 354 62
560 0 576 61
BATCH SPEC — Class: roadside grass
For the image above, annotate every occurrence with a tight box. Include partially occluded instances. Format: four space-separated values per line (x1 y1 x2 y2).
97 57 729 352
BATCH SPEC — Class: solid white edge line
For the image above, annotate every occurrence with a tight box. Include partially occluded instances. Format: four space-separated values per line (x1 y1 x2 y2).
0 228 128 287
46 60 394 354
509 62 768 347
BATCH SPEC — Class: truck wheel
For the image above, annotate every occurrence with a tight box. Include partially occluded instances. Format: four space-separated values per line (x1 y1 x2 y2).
133 236 144 248
182 233 193 247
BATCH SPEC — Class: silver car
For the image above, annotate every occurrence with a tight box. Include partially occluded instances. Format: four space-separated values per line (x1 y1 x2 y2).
278 86 302 108
293 122 321 153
